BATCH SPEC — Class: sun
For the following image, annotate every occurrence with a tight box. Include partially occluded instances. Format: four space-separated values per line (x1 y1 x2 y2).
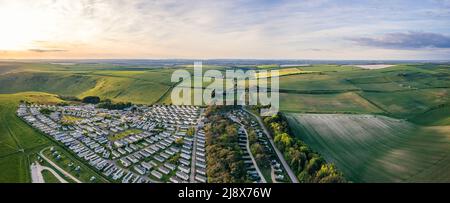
0 2 50 50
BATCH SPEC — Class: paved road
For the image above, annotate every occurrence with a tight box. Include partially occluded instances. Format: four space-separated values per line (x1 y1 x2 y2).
243 108 299 183
31 161 68 183
30 162 44 183
189 108 205 183
270 165 279 183
241 125 267 183
39 148 82 183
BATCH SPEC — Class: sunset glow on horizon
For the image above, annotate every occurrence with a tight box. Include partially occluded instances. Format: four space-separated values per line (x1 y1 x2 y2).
0 0 449 60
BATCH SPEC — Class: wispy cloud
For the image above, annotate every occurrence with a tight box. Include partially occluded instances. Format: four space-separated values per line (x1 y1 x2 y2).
28 49 68 53
350 32 450 49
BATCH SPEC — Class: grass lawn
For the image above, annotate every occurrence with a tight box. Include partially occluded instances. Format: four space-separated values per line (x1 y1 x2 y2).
109 129 143 141
41 169 62 183
42 146 109 183
0 153 29 182
62 115 83 124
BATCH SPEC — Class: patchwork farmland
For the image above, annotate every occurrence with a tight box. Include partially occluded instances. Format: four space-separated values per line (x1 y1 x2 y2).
0 61 449 183
285 113 450 182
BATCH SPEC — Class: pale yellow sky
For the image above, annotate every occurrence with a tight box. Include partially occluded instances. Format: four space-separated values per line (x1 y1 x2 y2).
0 0 449 60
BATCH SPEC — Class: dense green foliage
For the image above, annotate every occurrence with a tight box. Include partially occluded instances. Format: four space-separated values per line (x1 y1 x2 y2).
248 129 269 165
204 106 248 183
264 113 346 183
81 96 100 104
39 108 54 115
97 99 132 110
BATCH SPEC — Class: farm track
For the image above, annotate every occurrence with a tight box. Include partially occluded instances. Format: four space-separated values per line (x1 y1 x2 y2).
354 92 390 115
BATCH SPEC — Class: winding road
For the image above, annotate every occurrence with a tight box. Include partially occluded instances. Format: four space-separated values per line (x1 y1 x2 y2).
189 108 205 183
243 108 299 183
31 161 68 183
39 147 82 183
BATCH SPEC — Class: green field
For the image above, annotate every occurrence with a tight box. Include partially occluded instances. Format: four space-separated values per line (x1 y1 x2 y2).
0 92 61 182
0 61 449 182
41 170 62 183
286 113 450 182
410 105 450 126
41 146 109 183
279 92 383 113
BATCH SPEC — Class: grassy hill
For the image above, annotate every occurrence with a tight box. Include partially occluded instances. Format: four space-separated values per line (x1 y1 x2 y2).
0 63 177 104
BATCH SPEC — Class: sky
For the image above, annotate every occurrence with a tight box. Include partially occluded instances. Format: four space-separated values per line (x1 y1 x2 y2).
0 0 449 60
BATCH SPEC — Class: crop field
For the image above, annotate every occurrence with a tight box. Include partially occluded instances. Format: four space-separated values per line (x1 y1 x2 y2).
285 113 450 182
279 92 382 113
255 68 318 78
410 105 450 126
361 88 450 118
278 74 358 91
296 65 360 72
352 64 396 69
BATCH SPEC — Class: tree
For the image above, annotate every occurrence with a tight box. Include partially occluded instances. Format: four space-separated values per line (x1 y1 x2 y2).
315 164 346 183
174 137 184 146
205 113 249 183
39 108 53 115
251 143 268 164
297 171 312 183
263 112 346 183
186 127 195 137
248 129 257 144
305 157 324 175
168 153 181 164
82 96 100 104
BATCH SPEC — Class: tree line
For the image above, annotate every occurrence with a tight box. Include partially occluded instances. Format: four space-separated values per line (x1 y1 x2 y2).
263 113 346 183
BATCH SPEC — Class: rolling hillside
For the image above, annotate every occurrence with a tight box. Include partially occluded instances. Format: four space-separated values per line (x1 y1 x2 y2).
0 61 449 182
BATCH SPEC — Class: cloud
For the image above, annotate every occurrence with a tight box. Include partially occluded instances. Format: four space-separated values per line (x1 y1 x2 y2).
28 49 67 53
1 0 450 59
350 31 450 49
